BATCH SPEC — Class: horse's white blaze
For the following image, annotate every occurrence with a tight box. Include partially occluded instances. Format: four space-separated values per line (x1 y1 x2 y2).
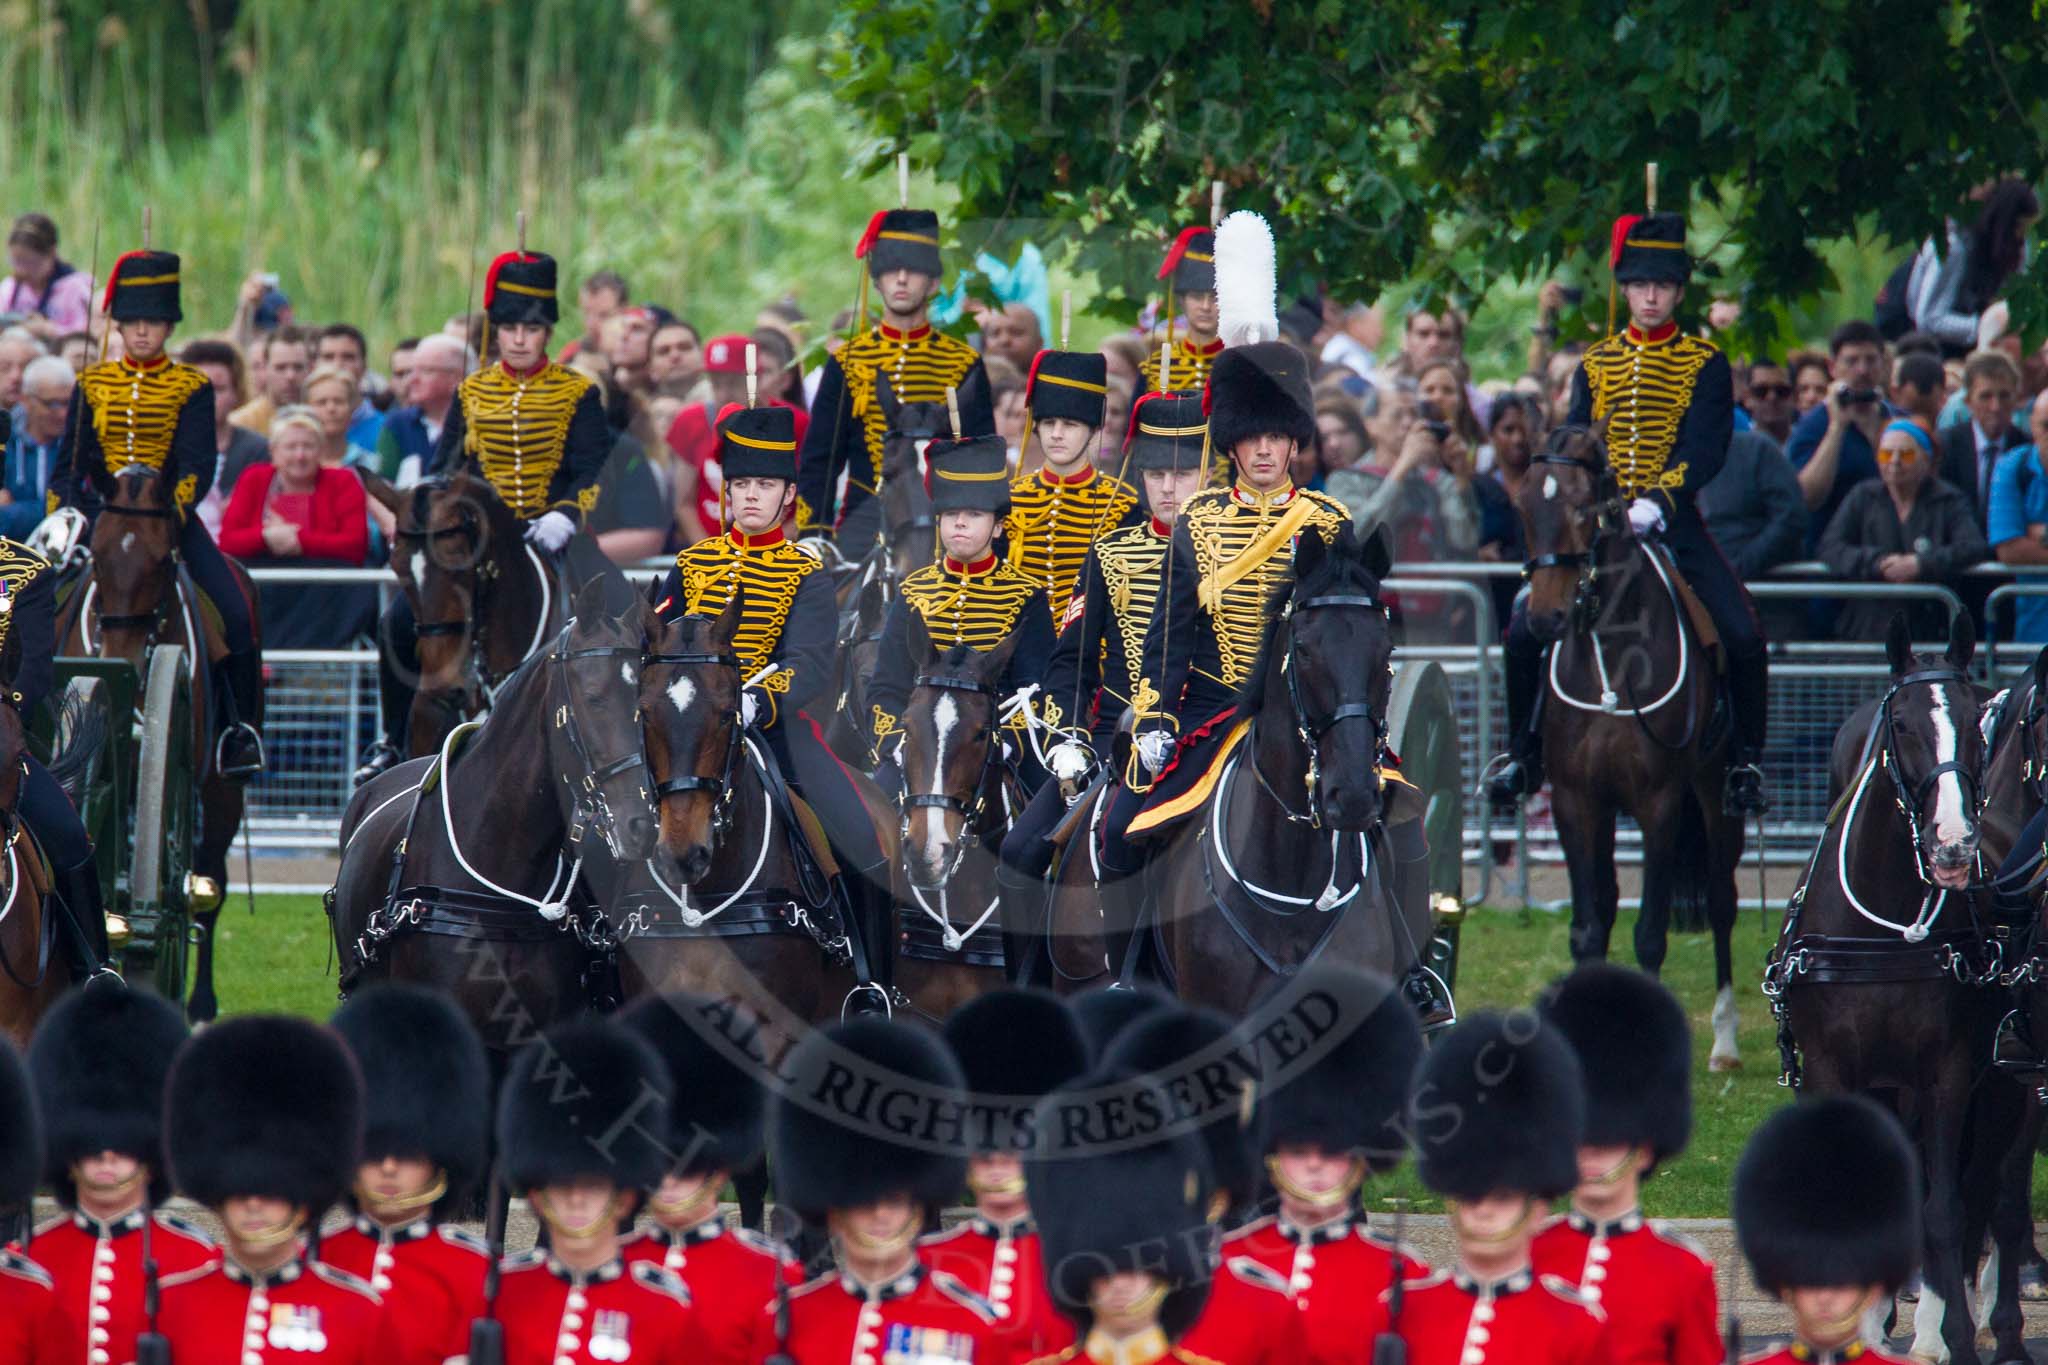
620 661 637 686
666 676 696 717
1542 474 1558 500
410 550 427 585
1929 687 1971 848
925 692 959 865
120 531 136 553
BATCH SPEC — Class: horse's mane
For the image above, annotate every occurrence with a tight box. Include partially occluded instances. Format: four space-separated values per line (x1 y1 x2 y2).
46 687 106 799
1231 531 1385 716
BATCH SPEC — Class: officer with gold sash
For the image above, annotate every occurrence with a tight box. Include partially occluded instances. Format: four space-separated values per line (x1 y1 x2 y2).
0 535 113 979
1136 228 1224 396
357 248 616 780
54 249 266 777
995 391 1206 985
1486 211 1765 815
1005 348 1139 622
798 208 992 553
655 403 892 934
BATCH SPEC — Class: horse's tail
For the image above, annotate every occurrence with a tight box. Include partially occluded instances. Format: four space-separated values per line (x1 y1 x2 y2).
47 687 108 807
1669 789 1713 933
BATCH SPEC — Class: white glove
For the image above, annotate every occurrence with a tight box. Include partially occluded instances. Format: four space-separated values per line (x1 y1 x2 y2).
525 510 576 552
1626 497 1665 536
1048 741 1093 785
741 689 762 728
1137 730 1175 776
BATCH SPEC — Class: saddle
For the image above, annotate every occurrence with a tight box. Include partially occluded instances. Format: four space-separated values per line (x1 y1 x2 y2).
748 737 840 881
1654 543 1723 666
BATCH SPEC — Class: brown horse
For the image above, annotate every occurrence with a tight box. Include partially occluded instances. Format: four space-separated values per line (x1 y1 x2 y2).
891 618 1020 1017
59 466 255 1022
328 578 657 1066
1767 612 1997 1364
0 698 71 1046
364 469 563 759
873 383 946 580
1063 526 1436 1016
1516 425 1745 1068
613 602 866 1047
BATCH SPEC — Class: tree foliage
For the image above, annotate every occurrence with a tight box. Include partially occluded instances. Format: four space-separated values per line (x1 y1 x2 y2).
835 0 2048 343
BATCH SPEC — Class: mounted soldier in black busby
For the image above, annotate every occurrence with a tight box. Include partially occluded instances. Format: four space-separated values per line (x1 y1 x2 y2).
1007 347 1139 622
54 247 267 779
1138 227 1224 396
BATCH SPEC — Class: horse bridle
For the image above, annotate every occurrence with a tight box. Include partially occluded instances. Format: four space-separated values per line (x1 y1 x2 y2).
645 646 746 839
398 486 501 689
1257 593 1391 830
90 472 181 638
1521 446 1628 627
548 633 657 854
900 669 1007 882
1872 665 1984 886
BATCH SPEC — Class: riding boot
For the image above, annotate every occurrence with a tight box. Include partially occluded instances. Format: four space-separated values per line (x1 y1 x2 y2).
53 855 117 982
216 649 266 780
1098 870 1151 986
1484 638 1546 811
1398 962 1456 1031
1722 648 1771 817
355 648 414 785
996 861 1050 988
851 860 896 1004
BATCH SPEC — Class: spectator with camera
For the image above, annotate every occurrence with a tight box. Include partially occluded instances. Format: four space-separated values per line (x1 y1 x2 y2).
1788 320 1895 549
1818 419 1987 641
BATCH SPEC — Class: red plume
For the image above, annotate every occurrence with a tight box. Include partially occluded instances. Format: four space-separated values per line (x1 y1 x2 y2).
101 250 146 313
482 250 536 310
1157 226 1208 281
1023 349 1049 406
855 211 889 260
1609 214 1644 269
1125 390 1166 452
713 401 749 429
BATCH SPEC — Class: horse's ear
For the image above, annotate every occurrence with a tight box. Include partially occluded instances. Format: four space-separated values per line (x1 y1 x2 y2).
1358 523 1394 581
711 587 746 649
1294 527 1329 585
980 625 1022 683
1946 609 1977 671
905 607 935 667
1884 612 1914 674
571 573 609 625
619 591 647 640
359 470 405 516
2031 643 2048 699
857 576 888 626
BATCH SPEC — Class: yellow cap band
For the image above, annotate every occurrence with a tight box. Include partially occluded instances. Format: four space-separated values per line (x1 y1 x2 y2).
1180 250 1214 263
1034 373 1108 395
1138 421 1208 437
118 273 179 287
877 231 940 246
724 431 797 451
934 468 1008 482
1625 239 1687 251
494 279 556 298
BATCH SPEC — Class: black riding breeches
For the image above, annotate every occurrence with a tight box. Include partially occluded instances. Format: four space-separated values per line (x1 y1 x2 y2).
182 519 254 654
768 714 888 879
999 779 1071 879
21 754 89 868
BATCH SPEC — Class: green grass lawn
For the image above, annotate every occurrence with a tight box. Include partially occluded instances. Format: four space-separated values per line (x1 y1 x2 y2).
205 895 2012 1219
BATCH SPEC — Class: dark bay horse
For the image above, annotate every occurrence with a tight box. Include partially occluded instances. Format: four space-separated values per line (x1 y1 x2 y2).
1767 612 1997 1364
364 468 563 759
59 465 255 1022
613 602 863 1047
0 689 80 1045
873 380 948 580
1516 424 1744 1069
892 617 1021 1016
329 577 657 1065
1071 526 1436 1016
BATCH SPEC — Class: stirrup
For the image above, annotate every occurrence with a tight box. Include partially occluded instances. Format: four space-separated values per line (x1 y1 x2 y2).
1401 963 1457 1032
352 740 402 788
841 982 893 1019
1478 752 1538 811
216 723 266 781
1994 1009 2044 1076
1723 761 1769 816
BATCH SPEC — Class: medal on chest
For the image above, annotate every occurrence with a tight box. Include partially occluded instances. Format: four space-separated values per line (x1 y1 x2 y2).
589 1307 634 1361
267 1303 329 1353
884 1323 977 1365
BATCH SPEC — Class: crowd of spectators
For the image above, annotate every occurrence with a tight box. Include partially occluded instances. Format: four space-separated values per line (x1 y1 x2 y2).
0 179 2043 648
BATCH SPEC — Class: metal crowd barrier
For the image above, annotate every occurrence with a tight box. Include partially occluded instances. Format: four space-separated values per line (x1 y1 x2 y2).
224 563 2048 893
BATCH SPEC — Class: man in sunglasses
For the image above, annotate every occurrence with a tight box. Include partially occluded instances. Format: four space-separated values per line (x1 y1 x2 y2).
1742 359 1797 444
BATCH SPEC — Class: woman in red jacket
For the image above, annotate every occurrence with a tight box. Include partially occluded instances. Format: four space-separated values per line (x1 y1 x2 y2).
219 405 369 565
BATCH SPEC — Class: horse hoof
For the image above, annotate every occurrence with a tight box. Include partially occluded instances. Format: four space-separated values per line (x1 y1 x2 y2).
1708 1054 1743 1072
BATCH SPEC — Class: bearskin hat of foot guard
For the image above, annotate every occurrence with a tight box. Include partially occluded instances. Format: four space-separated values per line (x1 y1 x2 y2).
1029 1068 1215 1339
772 1017 966 1218
498 1019 673 1197
165 1015 363 1214
29 979 189 1207
1104 1005 1267 1209
1205 343 1317 464
1735 1095 1921 1295
1071 986 1174 1065
1411 1011 1584 1202
1260 966 1424 1173
331 985 491 1214
1538 962 1692 1166
620 992 769 1178
943 989 1090 1151
0 1038 42 1212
